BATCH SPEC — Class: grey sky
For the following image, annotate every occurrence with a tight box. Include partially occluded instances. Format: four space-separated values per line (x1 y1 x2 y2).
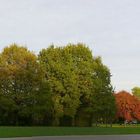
0 0 140 92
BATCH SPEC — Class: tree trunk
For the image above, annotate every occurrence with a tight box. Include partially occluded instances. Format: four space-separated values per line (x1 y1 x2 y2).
52 117 60 126
110 120 112 127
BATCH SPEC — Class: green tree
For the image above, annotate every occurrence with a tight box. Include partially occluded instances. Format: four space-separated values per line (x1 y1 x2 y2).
39 43 95 126
91 57 116 127
0 44 51 125
39 43 116 126
132 87 140 100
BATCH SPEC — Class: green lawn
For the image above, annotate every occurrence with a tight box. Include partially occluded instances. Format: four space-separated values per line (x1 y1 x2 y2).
0 126 140 137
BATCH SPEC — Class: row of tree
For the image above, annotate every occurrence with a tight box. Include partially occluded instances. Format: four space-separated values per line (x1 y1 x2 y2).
1 43 140 126
0 43 116 126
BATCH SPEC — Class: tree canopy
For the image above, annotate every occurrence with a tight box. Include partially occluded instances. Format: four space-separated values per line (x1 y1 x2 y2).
115 91 140 122
132 87 140 100
0 43 124 126
39 43 116 126
0 44 52 125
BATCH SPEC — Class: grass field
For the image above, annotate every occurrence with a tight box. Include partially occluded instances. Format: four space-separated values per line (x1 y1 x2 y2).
0 126 140 138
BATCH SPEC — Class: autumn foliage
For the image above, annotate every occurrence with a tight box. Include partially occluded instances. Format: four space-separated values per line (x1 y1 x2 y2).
115 91 140 121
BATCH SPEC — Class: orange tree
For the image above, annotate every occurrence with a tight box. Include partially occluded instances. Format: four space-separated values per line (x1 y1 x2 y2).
115 90 140 122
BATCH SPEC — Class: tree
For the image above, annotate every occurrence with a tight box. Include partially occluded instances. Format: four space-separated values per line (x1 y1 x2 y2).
39 44 95 126
90 57 116 127
39 43 116 126
115 91 140 123
66 44 95 126
0 44 51 125
132 87 140 100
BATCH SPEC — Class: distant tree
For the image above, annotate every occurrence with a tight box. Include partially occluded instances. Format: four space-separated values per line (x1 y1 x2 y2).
132 87 140 100
115 91 140 123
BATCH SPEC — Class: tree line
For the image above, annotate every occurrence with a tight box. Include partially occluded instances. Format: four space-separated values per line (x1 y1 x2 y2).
0 43 116 126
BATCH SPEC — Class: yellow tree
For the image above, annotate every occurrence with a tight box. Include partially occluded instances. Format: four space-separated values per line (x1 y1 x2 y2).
0 44 51 125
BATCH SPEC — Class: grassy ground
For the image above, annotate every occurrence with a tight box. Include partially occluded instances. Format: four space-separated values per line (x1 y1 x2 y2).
0 126 140 137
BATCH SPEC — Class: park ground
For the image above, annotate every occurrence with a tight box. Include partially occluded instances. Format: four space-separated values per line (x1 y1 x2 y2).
0 125 140 138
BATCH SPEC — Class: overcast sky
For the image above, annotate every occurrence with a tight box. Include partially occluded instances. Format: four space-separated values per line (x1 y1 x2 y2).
0 0 140 92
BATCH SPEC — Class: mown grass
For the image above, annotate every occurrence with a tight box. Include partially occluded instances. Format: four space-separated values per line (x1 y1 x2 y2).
0 126 140 137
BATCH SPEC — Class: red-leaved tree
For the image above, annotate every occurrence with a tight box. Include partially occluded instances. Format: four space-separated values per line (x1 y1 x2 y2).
115 90 140 122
